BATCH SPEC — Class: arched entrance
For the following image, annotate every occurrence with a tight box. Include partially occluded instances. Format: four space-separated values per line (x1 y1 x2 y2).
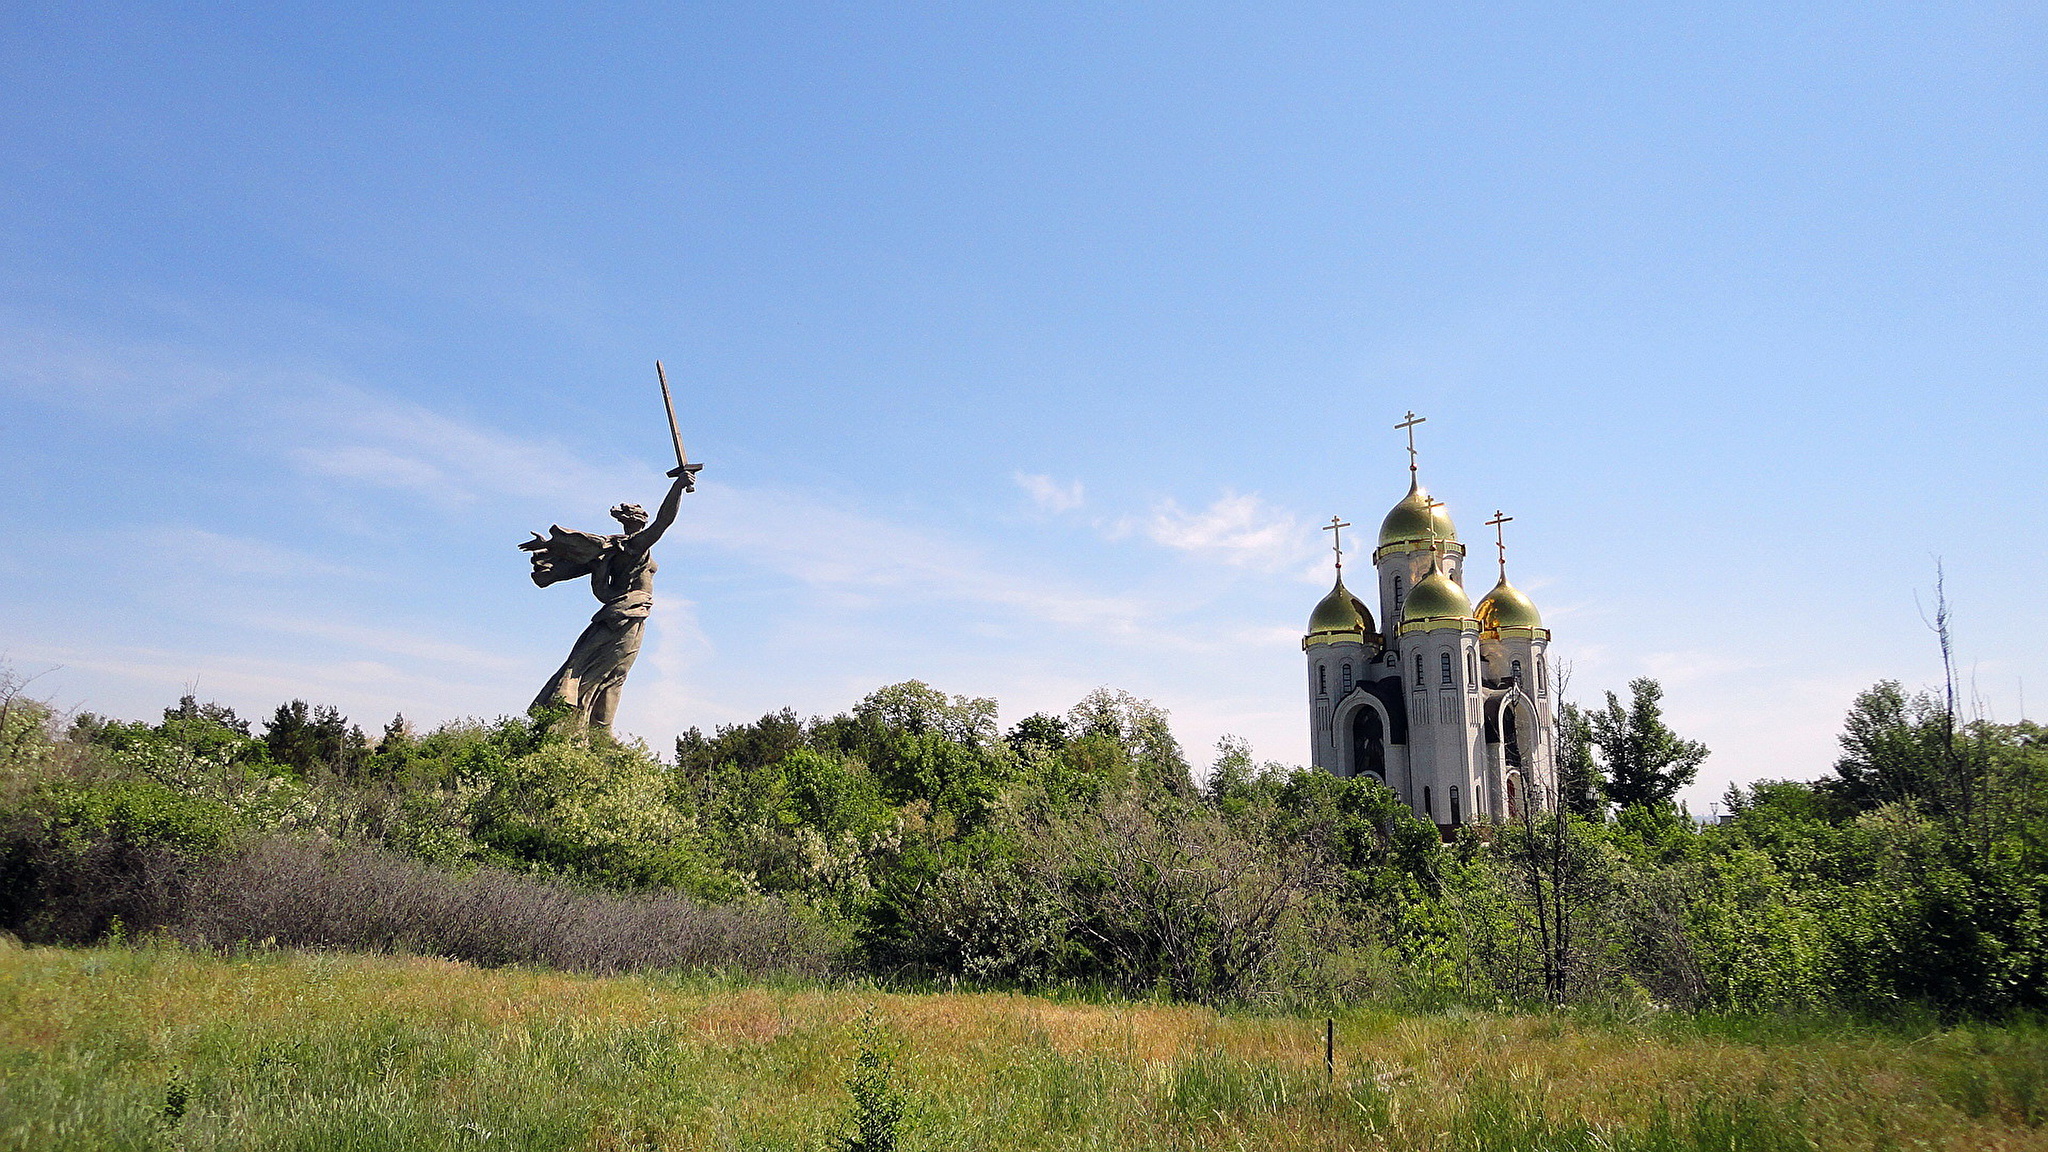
1350 708 1385 782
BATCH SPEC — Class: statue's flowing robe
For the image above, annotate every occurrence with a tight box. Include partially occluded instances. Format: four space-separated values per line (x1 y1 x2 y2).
521 527 657 729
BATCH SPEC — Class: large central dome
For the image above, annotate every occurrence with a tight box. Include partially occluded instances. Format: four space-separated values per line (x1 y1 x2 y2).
1379 477 1457 547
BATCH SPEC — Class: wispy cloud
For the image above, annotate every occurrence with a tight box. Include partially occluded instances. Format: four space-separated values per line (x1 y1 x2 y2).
0 323 256 413
281 384 624 508
680 483 1154 635
126 527 370 582
1014 471 1085 513
271 380 1166 640
238 614 526 674
1145 492 1312 572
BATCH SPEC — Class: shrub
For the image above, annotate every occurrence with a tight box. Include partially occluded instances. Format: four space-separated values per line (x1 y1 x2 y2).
173 837 843 977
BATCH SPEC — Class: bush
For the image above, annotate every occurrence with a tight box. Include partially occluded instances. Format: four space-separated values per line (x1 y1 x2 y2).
171 838 842 977
0 776 245 944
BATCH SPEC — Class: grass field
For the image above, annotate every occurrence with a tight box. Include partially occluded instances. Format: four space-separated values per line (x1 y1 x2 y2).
1 940 2043 1151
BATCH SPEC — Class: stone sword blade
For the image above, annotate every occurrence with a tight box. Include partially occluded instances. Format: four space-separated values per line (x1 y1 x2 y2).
654 360 702 487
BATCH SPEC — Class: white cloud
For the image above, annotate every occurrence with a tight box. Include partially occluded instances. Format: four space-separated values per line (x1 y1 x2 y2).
1145 492 1312 572
280 384 625 508
1014 471 1085 513
271 382 1168 641
679 483 1155 636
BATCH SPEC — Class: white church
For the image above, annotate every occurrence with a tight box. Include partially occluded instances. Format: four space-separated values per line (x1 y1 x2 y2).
1302 416 1556 832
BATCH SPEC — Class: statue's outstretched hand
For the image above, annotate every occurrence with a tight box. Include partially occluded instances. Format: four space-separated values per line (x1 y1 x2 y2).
667 462 704 492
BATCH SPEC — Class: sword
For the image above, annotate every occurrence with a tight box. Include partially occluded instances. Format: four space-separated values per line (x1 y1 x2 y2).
655 360 703 491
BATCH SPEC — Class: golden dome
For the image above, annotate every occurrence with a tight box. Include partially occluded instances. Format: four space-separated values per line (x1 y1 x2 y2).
1475 577 1543 631
1307 576 1375 637
1378 477 1457 547
1401 562 1474 624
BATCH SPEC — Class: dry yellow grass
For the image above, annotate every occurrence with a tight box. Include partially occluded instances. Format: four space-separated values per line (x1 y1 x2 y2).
0 940 2042 1151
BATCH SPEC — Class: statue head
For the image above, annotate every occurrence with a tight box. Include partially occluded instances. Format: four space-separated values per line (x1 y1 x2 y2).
609 503 649 532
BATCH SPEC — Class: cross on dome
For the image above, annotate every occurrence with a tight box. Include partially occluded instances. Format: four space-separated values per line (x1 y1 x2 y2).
1395 410 1427 475
1485 510 1514 579
1322 515 1351 574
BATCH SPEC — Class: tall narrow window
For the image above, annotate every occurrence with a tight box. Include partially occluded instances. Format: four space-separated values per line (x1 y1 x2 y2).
1414 653 1424 687
1318 665 1327 695
1511 659 1523 683
1341 663 1353 691
1423 786 1433 819
1538 658 1548 697
1467 650 1478 691
1440 651 1454 685
1393 574 1404 615
1450 785 1462 826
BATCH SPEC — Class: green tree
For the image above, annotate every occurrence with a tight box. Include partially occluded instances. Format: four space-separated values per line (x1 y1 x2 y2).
1825 680 1952 813
262 701 368 777
1066 687 1194 798
854 681 997 748
1591 678 1707 811
1553 702 1606 819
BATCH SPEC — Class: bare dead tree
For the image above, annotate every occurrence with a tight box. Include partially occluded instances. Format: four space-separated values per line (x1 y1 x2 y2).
1916 559 1977 833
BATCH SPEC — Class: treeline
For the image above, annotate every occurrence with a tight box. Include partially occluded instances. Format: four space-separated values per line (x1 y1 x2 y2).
0 671 2042 1016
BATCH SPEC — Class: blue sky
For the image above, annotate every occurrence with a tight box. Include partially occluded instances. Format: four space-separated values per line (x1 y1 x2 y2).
3 2 2042 805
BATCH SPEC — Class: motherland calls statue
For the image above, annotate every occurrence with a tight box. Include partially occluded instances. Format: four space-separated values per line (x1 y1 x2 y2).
519 363 702 731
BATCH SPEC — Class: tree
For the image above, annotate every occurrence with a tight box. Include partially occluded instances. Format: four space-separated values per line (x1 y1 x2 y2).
1825 680 1948 812
1590 678 1707 811
1553 702 1606 819
1066 688 1194 797
854 681 997 748
1004 712 1067 756
262 701 368 777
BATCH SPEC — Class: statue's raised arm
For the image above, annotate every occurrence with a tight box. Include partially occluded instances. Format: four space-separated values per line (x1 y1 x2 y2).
622 467 692 557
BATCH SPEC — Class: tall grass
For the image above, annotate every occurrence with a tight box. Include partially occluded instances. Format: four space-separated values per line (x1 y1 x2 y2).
3 943 2046 1150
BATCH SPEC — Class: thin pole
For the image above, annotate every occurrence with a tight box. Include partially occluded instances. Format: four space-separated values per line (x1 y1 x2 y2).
1325 1018 1334 1085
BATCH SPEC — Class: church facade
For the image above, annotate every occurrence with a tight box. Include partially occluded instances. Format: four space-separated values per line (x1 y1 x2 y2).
1302 453 1556 830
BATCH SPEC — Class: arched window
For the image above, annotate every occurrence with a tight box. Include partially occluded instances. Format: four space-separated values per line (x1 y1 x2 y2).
1450 785 1462 826
1511 658 1523 683
1414 653 1424 687
1440 651 1454 685
1538 658 1548 697
1341 663 1353 691
1318 665 1327 695
1466 649 1478 691
1507 773 1522 819
1393 574 1404 614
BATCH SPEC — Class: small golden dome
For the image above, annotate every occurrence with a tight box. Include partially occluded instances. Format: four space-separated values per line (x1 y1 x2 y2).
1401 562 1473 624
1307 577 1375 637
1378 477 1457 546
1475 577 1543 631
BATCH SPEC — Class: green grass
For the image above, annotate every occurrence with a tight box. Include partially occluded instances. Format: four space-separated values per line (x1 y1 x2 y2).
2 941 2044 1150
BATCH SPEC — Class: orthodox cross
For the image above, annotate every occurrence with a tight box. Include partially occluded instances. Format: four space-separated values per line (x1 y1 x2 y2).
1423 496 1447 572
1485 510 1514 579
1323 516 1351 575
1395 410 1427 474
